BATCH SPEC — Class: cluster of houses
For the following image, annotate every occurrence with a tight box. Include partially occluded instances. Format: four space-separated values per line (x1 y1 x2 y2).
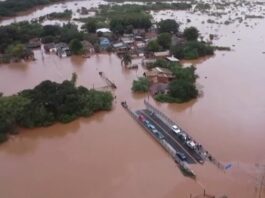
43 40 94 58
23 26 180 96
97 28 157 58
40 27 180 96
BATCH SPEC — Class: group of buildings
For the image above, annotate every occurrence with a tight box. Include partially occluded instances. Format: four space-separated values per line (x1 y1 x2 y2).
30 27 180 96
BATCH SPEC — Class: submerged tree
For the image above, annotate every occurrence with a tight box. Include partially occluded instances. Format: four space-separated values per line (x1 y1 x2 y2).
183 27 199 41
69 39 83 55
158 19 179 33
132 77 149 92
157 33 172 50
121 53 132 67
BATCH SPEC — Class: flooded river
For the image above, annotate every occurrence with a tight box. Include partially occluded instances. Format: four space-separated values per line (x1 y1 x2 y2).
0 1 265 198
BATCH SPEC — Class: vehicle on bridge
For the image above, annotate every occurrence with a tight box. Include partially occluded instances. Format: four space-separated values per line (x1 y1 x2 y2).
152 129 165 140
176 152 187 161
171 125 181 134
138 114 146 122
178 132 187 141
144 120 150 125
148 124 156 130
186 140 196 150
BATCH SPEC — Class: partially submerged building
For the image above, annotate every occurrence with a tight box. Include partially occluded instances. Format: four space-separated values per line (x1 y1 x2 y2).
81 40 95 54
144 67 174 84
43 43 56 53
154 50 170 58
149 83 169 96
55 42 71 58
166 56 179 63
112 42 130 55
99 37 111 49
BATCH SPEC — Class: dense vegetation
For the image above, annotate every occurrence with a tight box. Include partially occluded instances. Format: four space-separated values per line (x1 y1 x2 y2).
158 19 179 33
110 13 151 34
132 77 149 92
69 39 83 54
171 27 214 59
0 0 63 17
44 9 72 20
0 22 42 53
183 26 199 41
171 41 214 59
103 2 192 11
0 22 83 53
96 4 152 34
0 75 113 143
0 22 85 62
146 32 172 52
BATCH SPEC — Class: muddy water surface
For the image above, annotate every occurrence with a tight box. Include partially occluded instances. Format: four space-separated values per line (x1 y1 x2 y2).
0 1 265 198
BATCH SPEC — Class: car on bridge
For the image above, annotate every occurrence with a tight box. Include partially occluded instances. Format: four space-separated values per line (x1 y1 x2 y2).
186 140 196 150
178 132 187 141
147 123 156 130
154 131 165 140
152 129 159 134
144 120 150 126
138 114 146 122
171 125 181 134
176 151 187 161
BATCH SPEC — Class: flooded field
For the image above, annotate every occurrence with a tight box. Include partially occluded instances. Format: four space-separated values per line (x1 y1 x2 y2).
0 0 265 197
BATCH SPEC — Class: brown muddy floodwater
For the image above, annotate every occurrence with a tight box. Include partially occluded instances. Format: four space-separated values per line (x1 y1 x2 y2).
1 1 265 198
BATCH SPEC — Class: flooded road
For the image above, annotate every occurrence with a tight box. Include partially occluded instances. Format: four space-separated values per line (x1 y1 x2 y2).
1 1 265 198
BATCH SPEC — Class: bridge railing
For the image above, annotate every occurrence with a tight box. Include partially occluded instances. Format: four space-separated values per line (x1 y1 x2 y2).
144 100 176 127
143 100 225 171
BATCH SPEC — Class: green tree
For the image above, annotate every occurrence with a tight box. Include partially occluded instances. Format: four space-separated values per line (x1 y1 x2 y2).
121 53 132 66
60 23 83 43
169 79 198 102
158 19 179 33
71 72 77 85
183 27 199 41
69 39 83 55
84 20 97 33
147 40 160 52
6 43 26 59
41 25 61 37
157 33 172 49
84 33 99 45
132 77 149 92
170 44 185 59
0 95 29 141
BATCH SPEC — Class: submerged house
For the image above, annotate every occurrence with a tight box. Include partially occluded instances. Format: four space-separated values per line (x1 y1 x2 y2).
96 28 112 37
154 50 170 58
81 40 95 54
141 58 156 67
55 42 71 58
99 37 111 49
43 43 56 53
149 83 169 96
121 37 134 46
27 38 41 49
144 67 174 84
113 42 129 55
166 56 179 63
